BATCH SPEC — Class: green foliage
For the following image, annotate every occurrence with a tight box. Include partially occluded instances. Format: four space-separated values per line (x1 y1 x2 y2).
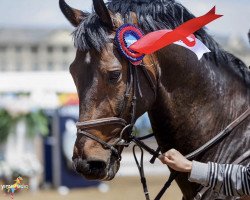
0 109 49 143
0 110 12 143
25 110 49 138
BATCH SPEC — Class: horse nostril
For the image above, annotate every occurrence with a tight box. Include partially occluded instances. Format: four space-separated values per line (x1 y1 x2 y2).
88 160 107 171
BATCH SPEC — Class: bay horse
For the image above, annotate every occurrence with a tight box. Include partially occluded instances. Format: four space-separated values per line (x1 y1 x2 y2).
59 0 250 199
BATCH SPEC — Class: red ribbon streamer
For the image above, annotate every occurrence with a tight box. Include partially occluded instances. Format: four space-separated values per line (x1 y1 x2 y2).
129 6 223 54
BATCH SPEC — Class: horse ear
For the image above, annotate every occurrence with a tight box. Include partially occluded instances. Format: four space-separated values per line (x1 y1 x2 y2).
59 0 88 27
93 0 114 30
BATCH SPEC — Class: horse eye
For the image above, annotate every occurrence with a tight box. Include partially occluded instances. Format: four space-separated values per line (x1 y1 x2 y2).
108 70 121 83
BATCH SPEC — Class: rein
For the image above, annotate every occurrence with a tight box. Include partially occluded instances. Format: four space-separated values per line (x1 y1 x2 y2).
131 107 250 200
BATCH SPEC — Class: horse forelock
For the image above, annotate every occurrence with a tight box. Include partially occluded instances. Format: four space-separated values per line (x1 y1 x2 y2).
73 13 110 52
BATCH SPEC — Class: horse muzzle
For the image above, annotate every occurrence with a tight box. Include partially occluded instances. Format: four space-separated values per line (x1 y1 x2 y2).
72 157 120 181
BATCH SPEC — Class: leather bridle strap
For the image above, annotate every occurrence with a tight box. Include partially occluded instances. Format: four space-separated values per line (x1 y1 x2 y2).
133 145 150 200
77 129 120 158
76 117 127 130
185 107 250 160
76 117 128 159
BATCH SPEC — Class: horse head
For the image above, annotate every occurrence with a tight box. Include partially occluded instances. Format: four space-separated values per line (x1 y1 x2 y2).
60 0 157 180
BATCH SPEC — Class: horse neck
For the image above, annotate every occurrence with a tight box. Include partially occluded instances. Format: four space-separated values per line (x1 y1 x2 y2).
148 45 249 154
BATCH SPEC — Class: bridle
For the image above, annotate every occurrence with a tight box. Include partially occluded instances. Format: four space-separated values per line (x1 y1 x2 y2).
76 60 157 160
75 29 250 200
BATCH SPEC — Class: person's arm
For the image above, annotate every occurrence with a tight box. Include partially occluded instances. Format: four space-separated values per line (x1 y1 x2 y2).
158 149 250 196
190 161 250 196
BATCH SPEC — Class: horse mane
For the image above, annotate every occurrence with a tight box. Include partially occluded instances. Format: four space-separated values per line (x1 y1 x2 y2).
73 0 250 86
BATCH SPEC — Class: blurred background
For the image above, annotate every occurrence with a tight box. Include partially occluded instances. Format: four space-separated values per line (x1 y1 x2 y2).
0 0 249 199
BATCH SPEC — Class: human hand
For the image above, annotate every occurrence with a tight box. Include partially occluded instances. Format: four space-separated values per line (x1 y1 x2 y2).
158 149 192 172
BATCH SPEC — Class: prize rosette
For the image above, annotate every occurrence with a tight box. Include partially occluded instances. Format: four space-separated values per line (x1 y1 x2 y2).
115 23 145 65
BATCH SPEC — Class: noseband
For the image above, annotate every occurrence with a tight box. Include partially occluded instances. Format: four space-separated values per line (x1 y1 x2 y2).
76 62 157 159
